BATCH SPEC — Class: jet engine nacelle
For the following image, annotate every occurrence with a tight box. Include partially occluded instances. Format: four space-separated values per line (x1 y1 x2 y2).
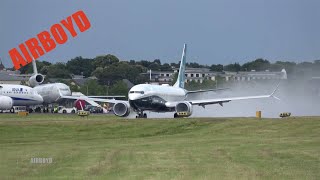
113 102 130 117
0 96 13 110
29 74 44 87
175 101 193 118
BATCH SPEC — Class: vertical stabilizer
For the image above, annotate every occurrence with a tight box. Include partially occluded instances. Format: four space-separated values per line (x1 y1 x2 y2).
32 58 38 75
173 44 187 89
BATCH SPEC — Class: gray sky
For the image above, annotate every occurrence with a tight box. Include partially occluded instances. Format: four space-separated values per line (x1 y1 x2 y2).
1 0 320 68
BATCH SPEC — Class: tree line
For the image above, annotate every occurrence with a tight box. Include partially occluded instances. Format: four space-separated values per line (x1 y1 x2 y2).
17 54 320 96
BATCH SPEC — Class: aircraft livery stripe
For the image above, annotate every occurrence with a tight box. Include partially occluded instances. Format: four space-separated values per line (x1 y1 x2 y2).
11 97 37 101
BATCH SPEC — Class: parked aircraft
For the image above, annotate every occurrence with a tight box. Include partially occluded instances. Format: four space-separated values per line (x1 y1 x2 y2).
0 84 43 112
30 59 123 111
29 59 72 106
109 44 279 118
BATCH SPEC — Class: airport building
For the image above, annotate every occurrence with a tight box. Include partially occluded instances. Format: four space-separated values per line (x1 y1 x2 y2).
0 61 35 85
0 71 26 84
143 68 287 84
143 68 218 84
175 68 218 83
221 69 287 81
0 69 30 85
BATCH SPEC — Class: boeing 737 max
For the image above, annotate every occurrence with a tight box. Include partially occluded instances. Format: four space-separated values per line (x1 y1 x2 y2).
100 44 279 118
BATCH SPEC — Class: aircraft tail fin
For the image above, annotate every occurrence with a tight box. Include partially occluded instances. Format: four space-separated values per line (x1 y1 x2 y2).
173 44 187 89
32 58 38 75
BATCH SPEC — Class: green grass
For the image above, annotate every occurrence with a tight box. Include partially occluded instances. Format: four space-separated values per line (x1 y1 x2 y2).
0 114 319 179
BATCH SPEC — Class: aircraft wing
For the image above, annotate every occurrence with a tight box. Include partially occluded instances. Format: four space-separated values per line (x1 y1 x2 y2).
165 83 280 108
88 95 126 99
190 94 274 107
186 88 229 94
61 96 127 106
190 84 280 107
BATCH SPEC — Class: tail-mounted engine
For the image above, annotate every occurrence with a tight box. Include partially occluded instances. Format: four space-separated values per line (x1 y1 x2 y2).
113 102 130 117
29 74 44 87
174 101 193 118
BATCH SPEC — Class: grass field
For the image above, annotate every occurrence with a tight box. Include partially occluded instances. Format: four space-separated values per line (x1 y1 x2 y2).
0 114 319 179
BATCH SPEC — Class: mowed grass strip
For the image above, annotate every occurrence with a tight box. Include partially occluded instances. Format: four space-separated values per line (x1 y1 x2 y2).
0 114 319 179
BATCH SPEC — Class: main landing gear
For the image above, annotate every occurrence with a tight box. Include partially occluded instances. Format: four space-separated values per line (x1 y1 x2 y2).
136 111 147 118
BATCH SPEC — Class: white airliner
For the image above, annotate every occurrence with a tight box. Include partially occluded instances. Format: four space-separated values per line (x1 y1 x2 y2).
0 84 43 111
28 59 72 106
108 44 279 118
30 59 122 110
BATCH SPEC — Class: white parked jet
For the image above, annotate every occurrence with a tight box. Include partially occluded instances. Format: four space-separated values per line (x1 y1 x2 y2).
29 59 72 105
0 84 43 112
30 59 120 109
109 44 279 118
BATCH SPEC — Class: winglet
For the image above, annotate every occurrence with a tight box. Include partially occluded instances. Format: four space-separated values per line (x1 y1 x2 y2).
270 82 281 100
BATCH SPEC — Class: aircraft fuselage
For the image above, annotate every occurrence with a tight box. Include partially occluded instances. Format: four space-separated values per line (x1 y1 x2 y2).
128 84 186 112
33 83 71 104
0 84 43 106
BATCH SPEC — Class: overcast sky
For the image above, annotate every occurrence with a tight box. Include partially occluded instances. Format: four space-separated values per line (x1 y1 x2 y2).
1 0 320 68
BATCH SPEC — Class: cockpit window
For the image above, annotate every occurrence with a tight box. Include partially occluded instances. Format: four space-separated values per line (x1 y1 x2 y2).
129 91 144 94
